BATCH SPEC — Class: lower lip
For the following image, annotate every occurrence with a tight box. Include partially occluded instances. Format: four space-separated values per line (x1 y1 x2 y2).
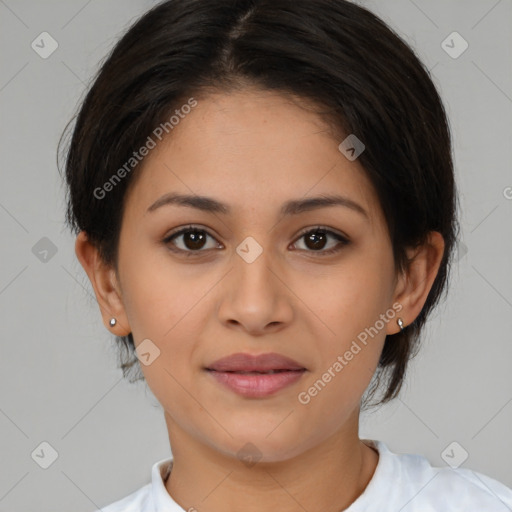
206 369 306 398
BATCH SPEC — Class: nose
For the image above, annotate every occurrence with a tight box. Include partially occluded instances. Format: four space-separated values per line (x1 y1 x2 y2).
216 242 294 336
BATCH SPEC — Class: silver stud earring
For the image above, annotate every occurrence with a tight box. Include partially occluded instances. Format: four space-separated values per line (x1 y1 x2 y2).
109 318 117 327
397 318 405 331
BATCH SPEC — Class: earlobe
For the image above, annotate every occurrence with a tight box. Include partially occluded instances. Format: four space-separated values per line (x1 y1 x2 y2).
74 231 131 336
388 231 445 335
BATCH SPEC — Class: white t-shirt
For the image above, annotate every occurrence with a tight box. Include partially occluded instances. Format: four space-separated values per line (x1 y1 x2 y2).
95 439 512 511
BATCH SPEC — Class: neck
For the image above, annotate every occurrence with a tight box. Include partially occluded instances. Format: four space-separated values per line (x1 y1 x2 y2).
164 413 378 512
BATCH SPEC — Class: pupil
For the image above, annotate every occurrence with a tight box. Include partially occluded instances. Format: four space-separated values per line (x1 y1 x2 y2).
306 231 326 250
186 230 205 250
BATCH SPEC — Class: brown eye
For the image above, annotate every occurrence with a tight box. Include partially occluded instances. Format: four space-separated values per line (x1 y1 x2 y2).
163 224 349 257
180 230 207 250
292 227 349 255
164 226 220 254
304 231 328 250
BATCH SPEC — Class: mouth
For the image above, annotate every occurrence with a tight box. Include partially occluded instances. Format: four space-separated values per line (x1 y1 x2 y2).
204 353 307 398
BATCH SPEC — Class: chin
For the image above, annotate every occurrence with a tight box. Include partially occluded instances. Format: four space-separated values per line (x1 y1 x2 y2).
211 423 314 465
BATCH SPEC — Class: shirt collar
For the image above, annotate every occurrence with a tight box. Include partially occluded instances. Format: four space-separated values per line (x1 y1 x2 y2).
151 457 183 510
343 438 398 511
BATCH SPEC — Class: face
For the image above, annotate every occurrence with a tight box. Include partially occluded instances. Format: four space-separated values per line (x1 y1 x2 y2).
108 89 404 462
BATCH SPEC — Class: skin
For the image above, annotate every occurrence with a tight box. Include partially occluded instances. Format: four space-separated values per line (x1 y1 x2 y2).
75 88 444 512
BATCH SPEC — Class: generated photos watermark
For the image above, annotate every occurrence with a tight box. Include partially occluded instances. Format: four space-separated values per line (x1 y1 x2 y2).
297 301 403 405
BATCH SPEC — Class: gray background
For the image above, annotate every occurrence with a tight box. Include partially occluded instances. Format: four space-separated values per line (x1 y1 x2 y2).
1 0 511 510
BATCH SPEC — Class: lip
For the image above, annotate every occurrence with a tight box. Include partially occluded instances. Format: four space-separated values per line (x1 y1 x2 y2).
205 352 307 398
207 369 306 398
205 352 306 372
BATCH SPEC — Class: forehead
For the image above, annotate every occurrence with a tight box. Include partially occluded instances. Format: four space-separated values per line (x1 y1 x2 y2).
124 89 383 227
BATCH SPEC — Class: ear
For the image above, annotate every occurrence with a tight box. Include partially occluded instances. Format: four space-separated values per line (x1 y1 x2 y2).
74 231 131 336
387 231 445 335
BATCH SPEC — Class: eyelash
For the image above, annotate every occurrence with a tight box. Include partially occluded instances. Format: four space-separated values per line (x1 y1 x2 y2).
162 225 350 257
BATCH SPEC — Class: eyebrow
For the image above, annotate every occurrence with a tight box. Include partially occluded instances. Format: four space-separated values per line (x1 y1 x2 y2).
146 192 368 219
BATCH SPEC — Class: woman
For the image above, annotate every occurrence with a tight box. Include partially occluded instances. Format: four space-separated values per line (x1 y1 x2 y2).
59 0 512 510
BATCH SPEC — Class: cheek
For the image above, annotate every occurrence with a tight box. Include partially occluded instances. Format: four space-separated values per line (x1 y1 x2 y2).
118 251 211 375
298 250 392 390
303 257 393 337
118 243 208 338
299 320 386 423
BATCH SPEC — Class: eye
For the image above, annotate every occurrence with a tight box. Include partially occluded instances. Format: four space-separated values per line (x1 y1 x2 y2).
163 225 221 255
291 226 350 255
163 225 350 257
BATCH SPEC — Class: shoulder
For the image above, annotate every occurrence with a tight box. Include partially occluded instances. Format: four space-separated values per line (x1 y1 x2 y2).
93 483 152 512
371 440 512 511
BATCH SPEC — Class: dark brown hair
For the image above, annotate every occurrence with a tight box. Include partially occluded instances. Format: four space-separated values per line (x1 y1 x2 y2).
58 0 458 409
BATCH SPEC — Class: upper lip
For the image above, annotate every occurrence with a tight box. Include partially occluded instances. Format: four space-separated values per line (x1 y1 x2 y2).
206 352 306 372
